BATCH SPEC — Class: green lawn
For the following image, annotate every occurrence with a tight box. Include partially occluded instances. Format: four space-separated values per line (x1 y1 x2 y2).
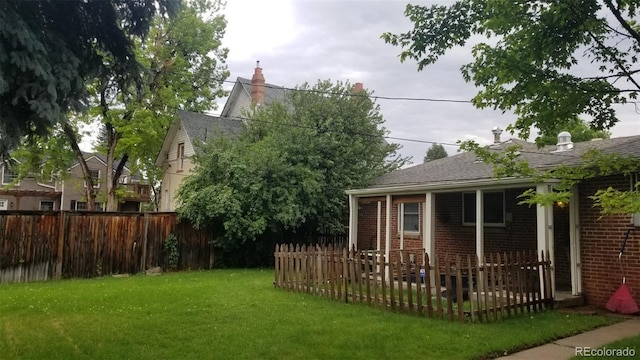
0 269 619 359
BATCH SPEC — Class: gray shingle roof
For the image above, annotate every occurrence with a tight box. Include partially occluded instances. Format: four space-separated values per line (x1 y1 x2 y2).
178 110 245 144
236 77 288 106
371 135 640 188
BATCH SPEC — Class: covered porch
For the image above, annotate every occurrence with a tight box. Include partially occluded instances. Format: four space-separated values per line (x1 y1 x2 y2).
346 178 583 299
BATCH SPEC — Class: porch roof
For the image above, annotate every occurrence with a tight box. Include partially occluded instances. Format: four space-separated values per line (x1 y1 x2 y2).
349 135 640 197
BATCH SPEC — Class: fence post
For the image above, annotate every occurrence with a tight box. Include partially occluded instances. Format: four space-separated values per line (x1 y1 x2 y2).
140 212 149 272
55 211 66 280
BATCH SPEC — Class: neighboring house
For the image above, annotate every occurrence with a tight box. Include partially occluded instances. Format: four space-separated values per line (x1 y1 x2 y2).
156 62 286 211
0 155 151 212
346 131 640 309
0 162 61 210
62 154 151 212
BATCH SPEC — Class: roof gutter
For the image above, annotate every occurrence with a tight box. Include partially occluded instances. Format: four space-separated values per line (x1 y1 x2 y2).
346 177 561 197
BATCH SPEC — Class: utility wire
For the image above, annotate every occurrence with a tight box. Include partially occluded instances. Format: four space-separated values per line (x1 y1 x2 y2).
222 80 473 104
219 114 587 158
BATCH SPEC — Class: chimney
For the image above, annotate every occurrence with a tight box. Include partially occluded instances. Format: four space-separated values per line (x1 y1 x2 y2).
251 61 265 106
491 126 503 144
555 131 574 152
353 82 364 94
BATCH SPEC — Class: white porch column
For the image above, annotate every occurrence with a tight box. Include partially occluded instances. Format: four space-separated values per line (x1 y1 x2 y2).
536 184 555 297
376 201 382 252
399 203 405 250
475 190 484 291
348 194 358 249
385 194 392 280
423 192 435 263
475 190 484 261
569 186 582 295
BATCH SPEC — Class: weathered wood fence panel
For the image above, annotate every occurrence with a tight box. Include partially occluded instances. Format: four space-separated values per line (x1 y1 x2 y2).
0 211 214 283
274 244 554 323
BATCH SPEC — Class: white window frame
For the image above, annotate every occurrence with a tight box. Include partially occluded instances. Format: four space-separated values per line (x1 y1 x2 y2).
398 202 421 235
462 191 506 227
177 143 185 171
2 165 20 185
39 200 55 211
84 169 101 188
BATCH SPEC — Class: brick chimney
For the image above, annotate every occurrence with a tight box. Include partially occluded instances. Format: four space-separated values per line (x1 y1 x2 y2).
351 82 364 100
251 61 265 106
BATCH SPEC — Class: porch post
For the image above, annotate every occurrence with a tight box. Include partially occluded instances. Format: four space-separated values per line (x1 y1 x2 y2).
423 192 435 263
385 194 392 280
348 194 358 249
536 184 555 297
475 190 484 291
569 186 582 295
475 190 484 261
424 192 436 288
399 203 404 250
376 201 381 252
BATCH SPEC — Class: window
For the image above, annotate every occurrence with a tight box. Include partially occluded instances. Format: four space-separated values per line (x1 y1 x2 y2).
40 201 54 211
177 143 185 171
118 175 128 184
83 169 101 188
71 201 103 211
399 202 420 233
0 199 7 210
2 165 19 185
463 191 505 226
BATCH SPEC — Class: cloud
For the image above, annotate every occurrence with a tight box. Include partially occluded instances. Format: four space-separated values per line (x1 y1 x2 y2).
221 0 640 163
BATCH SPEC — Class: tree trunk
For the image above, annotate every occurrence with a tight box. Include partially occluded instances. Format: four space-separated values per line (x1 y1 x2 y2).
62 122 97 211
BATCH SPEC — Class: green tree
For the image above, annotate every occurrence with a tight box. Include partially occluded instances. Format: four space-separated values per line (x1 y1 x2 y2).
92 0 228 211
177 81 408 262
535 117 610 146
0 0 180 155
424 143 448 163
382 0 640 140
9 0 228 211
383 0 640 215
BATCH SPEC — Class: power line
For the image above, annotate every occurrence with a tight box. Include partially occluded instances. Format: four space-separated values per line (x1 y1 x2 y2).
221 80 474 104
218 115 588 158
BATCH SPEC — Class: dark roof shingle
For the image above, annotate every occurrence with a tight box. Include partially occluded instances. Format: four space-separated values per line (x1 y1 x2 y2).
371 135 640 188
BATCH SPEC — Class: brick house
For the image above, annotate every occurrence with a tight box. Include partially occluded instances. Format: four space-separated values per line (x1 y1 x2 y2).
346 132 640 308
155 62 286 211
0 154 151 211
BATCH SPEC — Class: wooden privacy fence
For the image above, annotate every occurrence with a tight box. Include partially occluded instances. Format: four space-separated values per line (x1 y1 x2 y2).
274 244 554 323
0 211 214 283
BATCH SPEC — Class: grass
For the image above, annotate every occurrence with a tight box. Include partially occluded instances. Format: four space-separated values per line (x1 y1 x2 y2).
0 269 620 360
572 335 640 359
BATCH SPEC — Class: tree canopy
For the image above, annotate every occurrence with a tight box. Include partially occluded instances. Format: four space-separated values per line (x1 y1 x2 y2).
424 143 448 162
0 0 180 154
177 81 407 260
383 0 640 215
382 0 640 140
8 0 227 211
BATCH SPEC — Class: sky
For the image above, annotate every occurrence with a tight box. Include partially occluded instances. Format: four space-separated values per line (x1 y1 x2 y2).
214 0 640 165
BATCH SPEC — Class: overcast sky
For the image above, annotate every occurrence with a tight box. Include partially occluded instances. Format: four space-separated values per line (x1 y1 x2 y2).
215 0 640 164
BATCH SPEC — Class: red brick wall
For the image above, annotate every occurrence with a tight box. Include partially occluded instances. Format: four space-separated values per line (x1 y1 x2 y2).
579 175 640 308
357 197 386 250
433 189 538 260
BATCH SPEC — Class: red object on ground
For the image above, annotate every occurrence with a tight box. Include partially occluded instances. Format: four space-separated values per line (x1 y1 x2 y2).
605 283 640 314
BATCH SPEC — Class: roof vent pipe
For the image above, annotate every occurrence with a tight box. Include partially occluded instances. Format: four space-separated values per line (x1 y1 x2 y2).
491 126 503 144
555 131 574 151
